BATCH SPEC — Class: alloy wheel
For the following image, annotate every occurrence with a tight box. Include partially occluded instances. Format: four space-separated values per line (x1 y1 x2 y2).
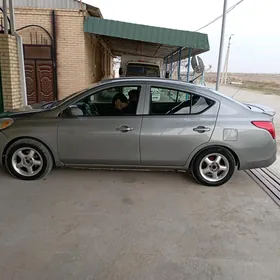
199 153 230 183
11 147 43 177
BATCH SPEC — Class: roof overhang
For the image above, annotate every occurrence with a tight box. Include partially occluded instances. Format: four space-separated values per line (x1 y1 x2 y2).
84 17 210 63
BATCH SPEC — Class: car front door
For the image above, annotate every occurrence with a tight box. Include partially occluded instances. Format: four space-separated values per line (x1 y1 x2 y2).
140 84 219 166
57 84 145 165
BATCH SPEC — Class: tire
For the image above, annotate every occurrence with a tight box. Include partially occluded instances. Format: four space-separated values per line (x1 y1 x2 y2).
5 138 53 180
191 147 236 187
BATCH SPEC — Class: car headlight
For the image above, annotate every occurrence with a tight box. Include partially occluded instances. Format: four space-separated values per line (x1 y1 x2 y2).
0 118 14 130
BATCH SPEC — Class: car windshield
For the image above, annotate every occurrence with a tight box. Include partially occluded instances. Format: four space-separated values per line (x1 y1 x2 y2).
126 63 160 77
49 82 101 108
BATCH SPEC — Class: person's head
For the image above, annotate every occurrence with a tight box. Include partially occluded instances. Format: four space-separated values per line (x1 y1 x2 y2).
128 90 140 103
112 93 128 110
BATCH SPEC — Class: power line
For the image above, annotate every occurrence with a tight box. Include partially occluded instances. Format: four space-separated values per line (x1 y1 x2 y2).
195 0 245 32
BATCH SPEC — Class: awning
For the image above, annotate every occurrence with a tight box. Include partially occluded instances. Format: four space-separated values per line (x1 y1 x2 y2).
84 17 210 63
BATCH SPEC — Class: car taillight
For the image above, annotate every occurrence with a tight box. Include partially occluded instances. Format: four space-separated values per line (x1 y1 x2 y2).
252 121 276 139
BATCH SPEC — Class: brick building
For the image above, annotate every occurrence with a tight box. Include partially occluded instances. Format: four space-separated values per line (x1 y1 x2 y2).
1 0 113 107
0 34 23 110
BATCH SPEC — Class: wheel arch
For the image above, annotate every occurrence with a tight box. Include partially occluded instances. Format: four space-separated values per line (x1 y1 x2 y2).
188 145 240 171
2 136 57 167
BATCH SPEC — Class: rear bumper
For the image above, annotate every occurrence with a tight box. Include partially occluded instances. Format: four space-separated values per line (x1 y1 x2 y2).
240 153 277 170
239 143 277 170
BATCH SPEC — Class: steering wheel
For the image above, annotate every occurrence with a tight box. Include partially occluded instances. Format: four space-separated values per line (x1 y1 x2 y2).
90 103 99 116
81 98 99 116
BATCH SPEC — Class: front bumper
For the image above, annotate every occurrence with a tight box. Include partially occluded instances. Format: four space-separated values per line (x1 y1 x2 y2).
0 132 8 166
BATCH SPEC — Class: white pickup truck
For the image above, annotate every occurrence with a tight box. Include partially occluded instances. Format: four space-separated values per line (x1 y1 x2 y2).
119 55 163 78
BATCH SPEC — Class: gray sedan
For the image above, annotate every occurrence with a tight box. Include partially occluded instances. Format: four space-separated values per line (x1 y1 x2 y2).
0 78 277 186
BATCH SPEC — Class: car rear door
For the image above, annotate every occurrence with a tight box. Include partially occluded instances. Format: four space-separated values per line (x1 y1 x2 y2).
140 83 219 166
57 83 146 165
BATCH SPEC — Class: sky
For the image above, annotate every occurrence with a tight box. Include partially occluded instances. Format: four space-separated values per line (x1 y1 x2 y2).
85 0 280 73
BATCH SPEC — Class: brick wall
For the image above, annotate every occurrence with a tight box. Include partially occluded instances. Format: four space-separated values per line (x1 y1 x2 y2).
0 34 23 110
14 7 113 100
15 8 52 44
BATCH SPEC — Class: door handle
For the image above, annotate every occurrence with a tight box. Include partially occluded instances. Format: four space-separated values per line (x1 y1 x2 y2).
193 126 211 133
116 125 134 133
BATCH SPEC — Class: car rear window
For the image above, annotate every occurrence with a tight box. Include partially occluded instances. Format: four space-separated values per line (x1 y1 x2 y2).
126 64 160 77
150 87 214 115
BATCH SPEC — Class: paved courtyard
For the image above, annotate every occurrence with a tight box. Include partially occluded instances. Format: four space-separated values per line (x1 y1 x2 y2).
0 167 280 280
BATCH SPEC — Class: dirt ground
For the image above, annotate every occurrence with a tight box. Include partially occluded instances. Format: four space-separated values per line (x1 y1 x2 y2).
0 168 280 280
205 73 280 95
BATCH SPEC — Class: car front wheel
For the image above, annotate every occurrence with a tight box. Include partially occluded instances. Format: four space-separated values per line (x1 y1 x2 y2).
5 139 53 180
192 147 236 187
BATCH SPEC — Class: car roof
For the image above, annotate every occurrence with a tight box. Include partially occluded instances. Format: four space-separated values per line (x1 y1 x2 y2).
99 77 214 96
100 77 193 86
91 77 241 105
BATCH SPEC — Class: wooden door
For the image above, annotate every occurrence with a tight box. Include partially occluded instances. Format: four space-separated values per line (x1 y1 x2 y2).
25 60 37 104
24 45 54 105
36 60 54 103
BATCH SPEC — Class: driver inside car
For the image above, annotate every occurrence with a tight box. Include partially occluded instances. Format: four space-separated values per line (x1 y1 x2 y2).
111 93 129 115
125 89 140 114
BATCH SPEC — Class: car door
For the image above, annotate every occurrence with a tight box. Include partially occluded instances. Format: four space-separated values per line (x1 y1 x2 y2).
57 83 145 165
140 84 219 166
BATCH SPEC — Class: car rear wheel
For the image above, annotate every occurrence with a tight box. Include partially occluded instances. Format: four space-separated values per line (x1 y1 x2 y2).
5 139 53 180
192 147 236 187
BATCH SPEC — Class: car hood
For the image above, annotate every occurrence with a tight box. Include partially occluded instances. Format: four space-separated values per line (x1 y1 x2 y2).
243 102 276 117
0 107 43 118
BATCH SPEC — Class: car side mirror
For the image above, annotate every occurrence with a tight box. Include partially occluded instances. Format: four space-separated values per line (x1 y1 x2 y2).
62 105 84 118
70 106 83 116
119 68 123 76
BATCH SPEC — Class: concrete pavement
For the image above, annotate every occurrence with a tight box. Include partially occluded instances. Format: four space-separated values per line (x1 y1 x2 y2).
0 168 280 280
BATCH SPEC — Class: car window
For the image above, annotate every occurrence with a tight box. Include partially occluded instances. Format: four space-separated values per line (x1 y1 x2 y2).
150 86 213 115
63 85 141 117
91 86 139 103
126 64 160 77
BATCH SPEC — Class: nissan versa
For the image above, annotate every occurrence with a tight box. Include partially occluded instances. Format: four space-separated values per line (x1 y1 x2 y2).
0 78 277 186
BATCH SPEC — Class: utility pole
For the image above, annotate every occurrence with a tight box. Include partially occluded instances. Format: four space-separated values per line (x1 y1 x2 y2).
221 34 234 84
216 0 228 91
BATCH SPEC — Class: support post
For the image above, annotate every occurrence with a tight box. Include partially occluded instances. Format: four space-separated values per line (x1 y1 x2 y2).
51 10 58 100
8 0 15 34
3 0 8 34
170 53 173 79
165 59 167 77
15 34 27 106
187 48 192 82
177 48 182 80
216 0 228 91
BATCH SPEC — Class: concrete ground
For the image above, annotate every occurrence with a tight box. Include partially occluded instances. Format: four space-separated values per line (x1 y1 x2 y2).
0 167 280 280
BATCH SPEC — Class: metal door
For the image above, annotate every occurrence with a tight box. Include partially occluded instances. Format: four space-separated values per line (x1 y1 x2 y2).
57 116 142 165
140 86 219 166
